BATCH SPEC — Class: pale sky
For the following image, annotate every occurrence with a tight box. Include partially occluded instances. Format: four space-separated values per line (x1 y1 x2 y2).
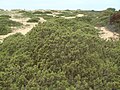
0 0 119 10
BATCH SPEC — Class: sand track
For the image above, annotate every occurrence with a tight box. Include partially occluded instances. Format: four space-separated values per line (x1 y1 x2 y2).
61 14 84 19
95 27 119 41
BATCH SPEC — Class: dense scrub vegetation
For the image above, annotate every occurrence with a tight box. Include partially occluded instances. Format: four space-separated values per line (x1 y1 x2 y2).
0 15 11 19
0 9 120 90
33 11 53 14
0 24 11 35
0 18 22 27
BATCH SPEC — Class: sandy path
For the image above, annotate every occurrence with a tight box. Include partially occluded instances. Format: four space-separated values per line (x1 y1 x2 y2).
95 27 119 41
61 14 84 19
39 17 47 23
64 16 76 19
76 14 84 17
0 15 46 42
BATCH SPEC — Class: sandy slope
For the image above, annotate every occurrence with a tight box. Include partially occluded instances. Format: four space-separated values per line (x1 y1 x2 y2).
61 14 84 19
95 27 119 41
0 16 46 42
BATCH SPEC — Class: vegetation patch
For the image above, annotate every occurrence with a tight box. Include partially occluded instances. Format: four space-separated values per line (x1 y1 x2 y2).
0 15 11 19
0 16 22 35
27 17 40 22
0 9 120 90
18 10 34 18
57 11 76 17
0 25 11 35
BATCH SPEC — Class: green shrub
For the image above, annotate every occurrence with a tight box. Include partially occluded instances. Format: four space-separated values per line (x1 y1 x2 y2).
33 11 52 15
0 18 22 27
44 11 52 14
76 16 92 23
41 14 54 20
33 11 44 14
57 11 76 17
0 25 11 35
0 15 11 19
27 17 40 22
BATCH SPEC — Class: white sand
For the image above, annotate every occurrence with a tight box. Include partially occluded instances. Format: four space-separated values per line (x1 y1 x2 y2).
95 27 119 41
76 14 84 17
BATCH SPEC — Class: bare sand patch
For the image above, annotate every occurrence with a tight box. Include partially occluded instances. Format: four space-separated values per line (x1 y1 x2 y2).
95 27 119 41
76 14 84 17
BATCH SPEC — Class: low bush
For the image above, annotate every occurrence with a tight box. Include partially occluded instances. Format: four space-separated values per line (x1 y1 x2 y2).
0 17 22 34
57 11 76 17
33 11 53 15
0 15 11 19
27 17 40 22
0 18 22 27
18 10 34 18
33 11 44 14
44 11 52 14
0 25 11 35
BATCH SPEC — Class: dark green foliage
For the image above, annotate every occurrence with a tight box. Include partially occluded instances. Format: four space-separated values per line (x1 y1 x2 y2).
0 19 22 27
44 11 52 14
19 10 34 18
57 11 76 17
27 17 40 23
33 11 44 14
33 11 52 15
0 15 11 19
0 9 120 90
0 17 22 27
76 16 92 24
0 24 11 35
1 33 25 55
38 14 54 20
106 8 116 12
